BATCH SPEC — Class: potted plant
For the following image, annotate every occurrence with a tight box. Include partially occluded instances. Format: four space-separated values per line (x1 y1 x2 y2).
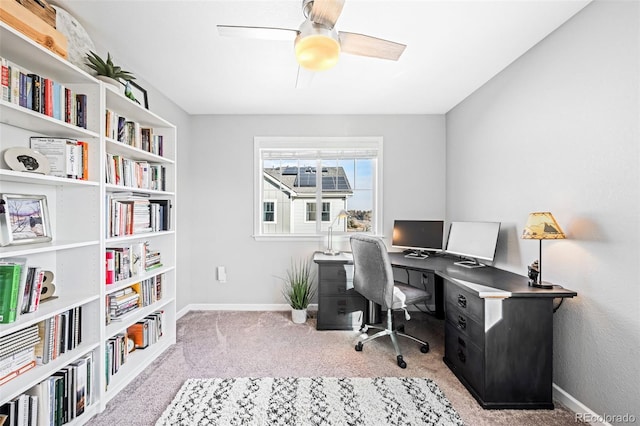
281 257 316 324
85 51 136 89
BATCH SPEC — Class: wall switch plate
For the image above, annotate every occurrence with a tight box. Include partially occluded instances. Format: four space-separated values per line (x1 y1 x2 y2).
217 266 227 283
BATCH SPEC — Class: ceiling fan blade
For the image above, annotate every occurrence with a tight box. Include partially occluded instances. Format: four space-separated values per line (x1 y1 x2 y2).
295 66 315 89
339 31 406 61
217 25 298 41
309 0 345 29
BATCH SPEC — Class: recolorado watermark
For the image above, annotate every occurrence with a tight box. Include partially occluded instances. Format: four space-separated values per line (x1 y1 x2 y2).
575 413 637 423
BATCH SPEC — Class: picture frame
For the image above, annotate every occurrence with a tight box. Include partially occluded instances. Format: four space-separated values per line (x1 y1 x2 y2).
0 194 52 246
129 80 149 110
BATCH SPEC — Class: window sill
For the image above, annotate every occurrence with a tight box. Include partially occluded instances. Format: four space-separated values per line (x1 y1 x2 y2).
252 233 382 242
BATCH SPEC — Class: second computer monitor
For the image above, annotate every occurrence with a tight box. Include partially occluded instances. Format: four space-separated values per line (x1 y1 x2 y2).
392 220 444 258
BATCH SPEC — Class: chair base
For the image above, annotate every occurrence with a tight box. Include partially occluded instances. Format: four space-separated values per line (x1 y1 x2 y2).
355 309 430 368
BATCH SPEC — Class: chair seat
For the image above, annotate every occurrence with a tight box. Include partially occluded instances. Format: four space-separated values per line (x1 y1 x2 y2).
394 282 431 306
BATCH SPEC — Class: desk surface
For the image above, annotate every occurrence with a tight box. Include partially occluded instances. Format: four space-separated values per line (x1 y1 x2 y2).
313 251 577 299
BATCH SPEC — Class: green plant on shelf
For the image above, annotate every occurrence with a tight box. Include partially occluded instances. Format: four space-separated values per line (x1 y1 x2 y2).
85 51 136 86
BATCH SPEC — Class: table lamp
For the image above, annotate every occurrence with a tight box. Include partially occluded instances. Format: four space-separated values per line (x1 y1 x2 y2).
324 209 349 255
521 212 565 289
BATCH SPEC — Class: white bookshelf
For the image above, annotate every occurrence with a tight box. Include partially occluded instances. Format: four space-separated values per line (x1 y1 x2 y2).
0 21 177 423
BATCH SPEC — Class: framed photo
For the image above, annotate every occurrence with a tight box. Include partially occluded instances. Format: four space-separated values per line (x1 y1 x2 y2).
129 81 149 109
0 194 52 246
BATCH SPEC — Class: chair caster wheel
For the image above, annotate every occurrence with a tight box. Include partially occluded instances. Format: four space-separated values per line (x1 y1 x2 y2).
397 355 407 369
360 325 369 333
420 344 429 353
355 342 363 352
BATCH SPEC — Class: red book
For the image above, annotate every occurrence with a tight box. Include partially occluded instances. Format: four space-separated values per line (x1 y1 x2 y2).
43 78 53 116
106 250 115 284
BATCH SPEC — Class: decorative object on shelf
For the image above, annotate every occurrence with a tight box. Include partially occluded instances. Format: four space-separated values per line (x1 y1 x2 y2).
0 193 52 246
280 257 316 324
3 147 50 174
522 211 565 289
0 0 68 58
50 5 96 74
85 50 135 88
39 270 56 300
324 209 349 255
128 80 149 109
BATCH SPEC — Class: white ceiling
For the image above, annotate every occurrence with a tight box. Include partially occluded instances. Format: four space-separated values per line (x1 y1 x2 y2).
51 0 591 115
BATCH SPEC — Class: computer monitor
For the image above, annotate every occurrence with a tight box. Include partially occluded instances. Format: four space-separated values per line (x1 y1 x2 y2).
445 221 501 268
392 220 444 259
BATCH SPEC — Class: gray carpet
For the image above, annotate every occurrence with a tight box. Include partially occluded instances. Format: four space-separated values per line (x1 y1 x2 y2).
87 310 582 425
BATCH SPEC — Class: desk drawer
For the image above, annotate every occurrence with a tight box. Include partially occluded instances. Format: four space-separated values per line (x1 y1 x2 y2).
318 264 354 295
445 281 484 322
445 322 484 395
317 295 365 330
445 302 485 349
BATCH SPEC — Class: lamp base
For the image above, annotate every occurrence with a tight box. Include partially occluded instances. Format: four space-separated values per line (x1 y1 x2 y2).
323 249 341 256
529 280 554 289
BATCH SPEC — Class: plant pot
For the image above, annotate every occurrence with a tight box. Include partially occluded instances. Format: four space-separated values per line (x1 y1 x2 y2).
96 75 121 91
291 308 307 324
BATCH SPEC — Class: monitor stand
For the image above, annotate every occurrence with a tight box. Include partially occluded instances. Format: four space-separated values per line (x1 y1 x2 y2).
454 259 485 269
404 250 428 260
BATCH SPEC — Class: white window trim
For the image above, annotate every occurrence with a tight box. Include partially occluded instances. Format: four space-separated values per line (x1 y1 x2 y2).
263 199 277 224
254 136 383 241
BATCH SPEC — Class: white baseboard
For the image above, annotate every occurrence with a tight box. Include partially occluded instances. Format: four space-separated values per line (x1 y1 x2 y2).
553 384 613 426
177 303 318 320
175 304 604 424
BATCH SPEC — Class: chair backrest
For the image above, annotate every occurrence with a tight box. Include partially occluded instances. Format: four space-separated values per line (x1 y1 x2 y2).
350 234 395 310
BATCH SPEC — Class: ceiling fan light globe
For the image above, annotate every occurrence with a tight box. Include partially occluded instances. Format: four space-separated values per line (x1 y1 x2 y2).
295 20 340 71
295 35 340 70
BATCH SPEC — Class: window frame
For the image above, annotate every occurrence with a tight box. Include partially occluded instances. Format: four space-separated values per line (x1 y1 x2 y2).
263 199 276 223
254 136 383 241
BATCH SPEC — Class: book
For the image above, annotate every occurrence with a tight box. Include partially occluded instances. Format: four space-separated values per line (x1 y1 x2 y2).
0 263 22 323
105 250 115 285
0 57 9 102
76 93 87 129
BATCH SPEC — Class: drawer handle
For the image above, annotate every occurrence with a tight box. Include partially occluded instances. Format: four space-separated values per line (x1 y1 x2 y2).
457 294 467 308
458 337 466 348
338 308 346 315
457 348 466 363
457 315 467 330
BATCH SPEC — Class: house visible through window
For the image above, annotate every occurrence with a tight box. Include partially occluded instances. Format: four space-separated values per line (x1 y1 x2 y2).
255 137 383 238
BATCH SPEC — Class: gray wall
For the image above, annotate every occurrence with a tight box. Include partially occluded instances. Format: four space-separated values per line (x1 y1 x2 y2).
186 115 446 305
445 0 639 420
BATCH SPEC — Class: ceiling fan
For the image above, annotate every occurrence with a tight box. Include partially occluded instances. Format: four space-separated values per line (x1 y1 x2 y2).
217 0 406 79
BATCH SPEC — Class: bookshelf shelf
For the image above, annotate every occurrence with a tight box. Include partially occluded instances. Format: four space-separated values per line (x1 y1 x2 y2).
0 20 177 423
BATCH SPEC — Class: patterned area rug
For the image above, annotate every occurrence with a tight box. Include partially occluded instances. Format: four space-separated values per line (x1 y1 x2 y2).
155 377 465 425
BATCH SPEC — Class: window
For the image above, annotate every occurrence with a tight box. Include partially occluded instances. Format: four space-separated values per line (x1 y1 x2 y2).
254 137 383 239
306 202 330 222
263 201 276 223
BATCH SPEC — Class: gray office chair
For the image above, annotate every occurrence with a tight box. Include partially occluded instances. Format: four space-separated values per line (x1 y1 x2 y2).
350 234 430 368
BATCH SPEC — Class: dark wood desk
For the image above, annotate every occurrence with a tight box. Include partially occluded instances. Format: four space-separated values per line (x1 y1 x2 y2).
313 251 577 410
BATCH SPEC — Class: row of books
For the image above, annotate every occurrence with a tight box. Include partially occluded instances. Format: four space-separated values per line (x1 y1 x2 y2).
1 57 88 129
105 311 163 389
34 307 83 366
105 153 166 190
107 193 171 238
105 277 163 324
0 352 94 426
30 137 89 180
0 258 51 324
105 242 162 285
105 109 164 156
0 324 40 387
